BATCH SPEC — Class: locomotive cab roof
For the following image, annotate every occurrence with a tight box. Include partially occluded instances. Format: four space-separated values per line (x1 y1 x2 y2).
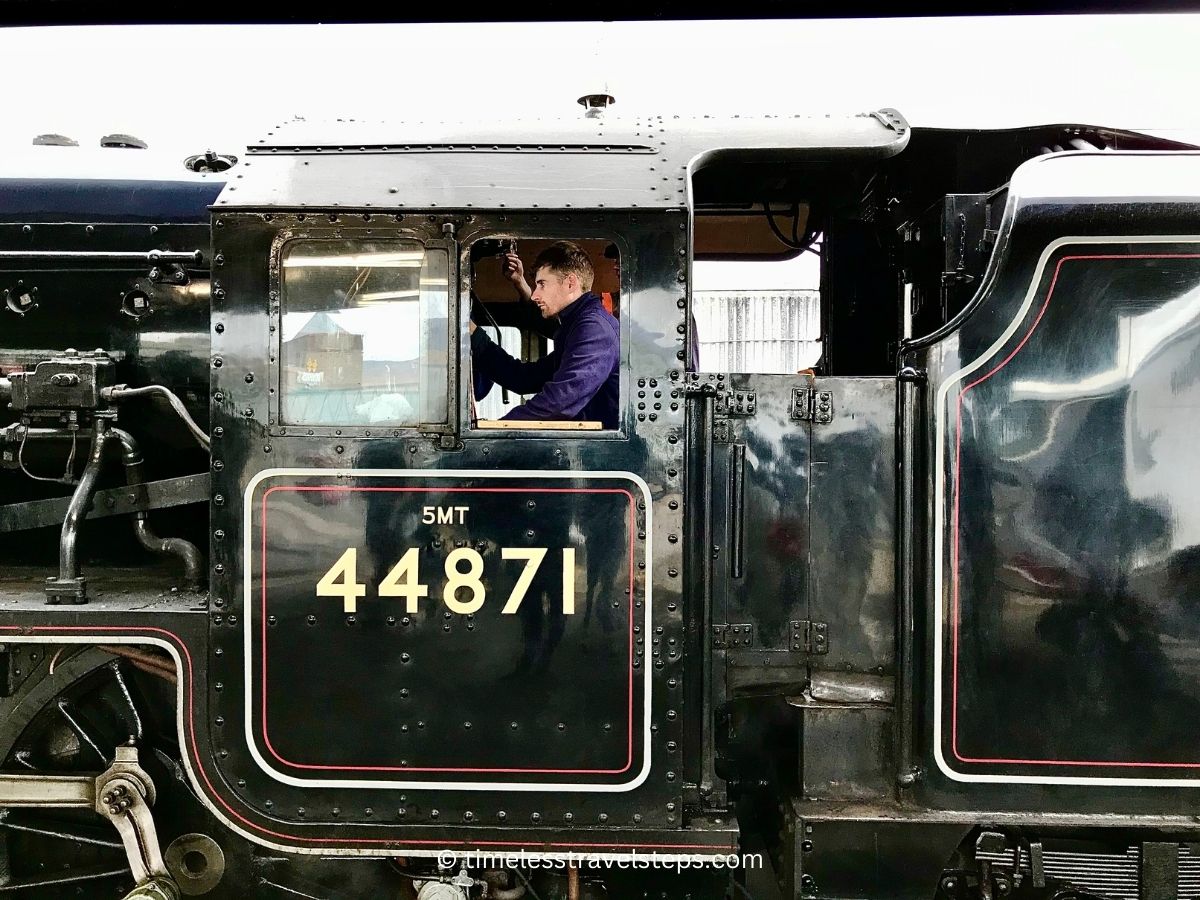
215 110 912 212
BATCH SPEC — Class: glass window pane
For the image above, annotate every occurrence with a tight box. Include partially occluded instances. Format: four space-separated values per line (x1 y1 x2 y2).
280 240 449 426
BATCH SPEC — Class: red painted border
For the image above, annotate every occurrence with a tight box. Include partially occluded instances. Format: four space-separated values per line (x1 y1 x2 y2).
0 625 727 852
259 483 638 776
951 252 1200 769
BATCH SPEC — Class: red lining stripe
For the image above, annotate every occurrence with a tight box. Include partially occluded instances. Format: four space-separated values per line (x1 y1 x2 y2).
950 252 1200 769
0 625 726 851
259 483 638 776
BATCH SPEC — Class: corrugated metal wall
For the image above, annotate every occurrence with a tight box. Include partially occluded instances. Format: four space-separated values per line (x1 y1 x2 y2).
693 290 822 373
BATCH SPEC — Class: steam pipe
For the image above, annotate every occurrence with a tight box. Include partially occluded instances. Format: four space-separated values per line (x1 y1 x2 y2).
57 420 113 588
109 428 203 590
104 385 210 451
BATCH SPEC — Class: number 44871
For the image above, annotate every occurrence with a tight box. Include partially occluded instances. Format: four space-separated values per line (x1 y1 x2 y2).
316 547 578 616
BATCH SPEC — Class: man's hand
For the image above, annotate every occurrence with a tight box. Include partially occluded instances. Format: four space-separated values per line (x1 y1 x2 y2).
502 252 533 301
469 319 477 335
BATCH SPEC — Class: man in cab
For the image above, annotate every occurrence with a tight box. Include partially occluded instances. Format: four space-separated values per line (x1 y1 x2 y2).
470 241 620 429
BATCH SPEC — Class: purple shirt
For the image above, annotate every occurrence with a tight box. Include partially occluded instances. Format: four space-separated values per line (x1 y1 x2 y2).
472 292 620 429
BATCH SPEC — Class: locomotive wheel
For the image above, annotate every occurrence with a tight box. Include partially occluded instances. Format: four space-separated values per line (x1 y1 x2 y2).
0 644 418 900
0 644 154 897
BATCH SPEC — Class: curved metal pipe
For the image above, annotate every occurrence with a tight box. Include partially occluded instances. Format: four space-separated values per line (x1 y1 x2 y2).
104 386 210 451
132 520 203 591
900 188 1019 358
109 428 203 590
56 420 112 592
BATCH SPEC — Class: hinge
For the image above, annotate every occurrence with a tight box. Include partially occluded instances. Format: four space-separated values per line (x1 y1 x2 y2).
716 390 756 417
790 388 833 425
711 623 754 649
791 619 829 655
682 375 754 416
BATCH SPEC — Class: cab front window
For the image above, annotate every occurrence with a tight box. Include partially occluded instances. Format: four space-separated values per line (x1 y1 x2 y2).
279 239 449 427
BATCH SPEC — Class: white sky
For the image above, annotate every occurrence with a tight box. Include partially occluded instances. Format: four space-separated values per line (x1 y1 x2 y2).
3 15 1200 155
3 14 1200 292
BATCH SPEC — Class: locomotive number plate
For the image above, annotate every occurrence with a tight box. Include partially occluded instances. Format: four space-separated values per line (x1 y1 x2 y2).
244 468 651 791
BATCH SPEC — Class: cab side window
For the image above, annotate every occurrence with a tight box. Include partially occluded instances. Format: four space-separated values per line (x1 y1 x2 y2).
467 238 621 431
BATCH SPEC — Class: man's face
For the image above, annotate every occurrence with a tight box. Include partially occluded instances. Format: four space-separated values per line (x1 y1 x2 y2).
531 266 578 318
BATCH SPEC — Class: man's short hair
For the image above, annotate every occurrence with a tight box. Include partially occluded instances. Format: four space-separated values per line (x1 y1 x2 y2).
534 241 594 292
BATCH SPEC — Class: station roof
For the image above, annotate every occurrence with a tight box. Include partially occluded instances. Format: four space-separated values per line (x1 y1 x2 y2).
215 110 911 212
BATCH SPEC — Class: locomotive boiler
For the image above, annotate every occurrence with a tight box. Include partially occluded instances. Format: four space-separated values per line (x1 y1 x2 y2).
1 106 1199 900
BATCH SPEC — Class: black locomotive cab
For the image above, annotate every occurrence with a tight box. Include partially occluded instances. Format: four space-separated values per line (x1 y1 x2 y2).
4 112 1200 900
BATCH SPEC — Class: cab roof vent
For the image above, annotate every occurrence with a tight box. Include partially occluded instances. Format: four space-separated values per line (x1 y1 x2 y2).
32 134 78 147
100 133 148 149
578 93 615 118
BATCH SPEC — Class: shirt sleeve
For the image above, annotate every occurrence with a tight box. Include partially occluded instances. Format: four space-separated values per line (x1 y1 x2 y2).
471 327 560 395
503 314 618 422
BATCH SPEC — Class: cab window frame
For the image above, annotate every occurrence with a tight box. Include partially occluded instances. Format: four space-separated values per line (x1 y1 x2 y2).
266 225 458 439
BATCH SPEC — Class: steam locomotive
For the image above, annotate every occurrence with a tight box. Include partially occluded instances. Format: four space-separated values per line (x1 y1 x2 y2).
2 102 1198 900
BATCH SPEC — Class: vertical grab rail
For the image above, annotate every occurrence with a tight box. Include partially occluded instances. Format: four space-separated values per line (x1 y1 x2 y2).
895 365 925 792
683 388 718 800
729 443 746 579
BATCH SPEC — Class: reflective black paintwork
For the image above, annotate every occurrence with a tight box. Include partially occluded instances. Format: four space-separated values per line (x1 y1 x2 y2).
914 151 1200 815
205 208 741 853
